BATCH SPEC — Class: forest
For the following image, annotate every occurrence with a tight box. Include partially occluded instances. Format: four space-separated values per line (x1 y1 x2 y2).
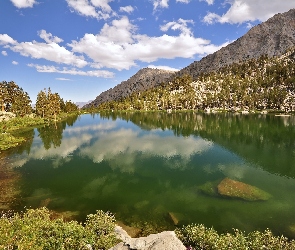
0 81 78 119
96 48 295 113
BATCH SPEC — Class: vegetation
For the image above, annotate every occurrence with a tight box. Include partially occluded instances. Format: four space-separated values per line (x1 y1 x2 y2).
0 81 32 115
176 224 295 249
0 208 118 250
1 208 295 249
95 48 295 113
0 82 79 151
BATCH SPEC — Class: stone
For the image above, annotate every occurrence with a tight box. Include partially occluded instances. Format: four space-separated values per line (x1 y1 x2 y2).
198 181 219 197
109 226 186 250
0 111 16 122
168 212 180 226
217 177 271 201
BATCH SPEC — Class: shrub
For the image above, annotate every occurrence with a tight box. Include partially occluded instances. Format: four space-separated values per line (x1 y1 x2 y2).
0 207 118 250
175 224 295 250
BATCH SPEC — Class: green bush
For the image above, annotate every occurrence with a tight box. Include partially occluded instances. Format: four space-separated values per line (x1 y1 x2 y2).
175 224 295 250
0 207 118 250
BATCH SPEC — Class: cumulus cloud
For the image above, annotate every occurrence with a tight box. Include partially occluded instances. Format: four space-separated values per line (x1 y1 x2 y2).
160 18 194 36
148 65 179 71
66 0 114 19
28 64 114 78
203 0 295 24
119 5 134 14
1 32 87 68
1 51 7 56
152 0 169 10
69 16 229 70
38 30 63 44
0 34 17 45
10 0 37 8
12 61 18 65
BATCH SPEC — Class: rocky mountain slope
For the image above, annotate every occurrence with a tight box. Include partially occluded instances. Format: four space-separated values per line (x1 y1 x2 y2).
174 8 295 80
85 8 295 108
84 68 175 108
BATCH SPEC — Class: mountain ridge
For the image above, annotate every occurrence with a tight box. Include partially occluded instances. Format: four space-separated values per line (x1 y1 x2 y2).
84 8 295 109
84 68 175 108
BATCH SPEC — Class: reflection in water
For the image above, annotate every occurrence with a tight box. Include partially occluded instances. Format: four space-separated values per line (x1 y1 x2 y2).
3 112 295 239
100 112 295 178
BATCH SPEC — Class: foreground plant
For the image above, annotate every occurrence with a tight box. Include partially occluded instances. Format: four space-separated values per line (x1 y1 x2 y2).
0 207 118 250
175 224 295 250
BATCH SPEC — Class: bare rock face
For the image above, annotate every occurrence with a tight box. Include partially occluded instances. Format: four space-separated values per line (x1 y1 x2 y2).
175 8 295 79
84 68 175 108
109 226 186 250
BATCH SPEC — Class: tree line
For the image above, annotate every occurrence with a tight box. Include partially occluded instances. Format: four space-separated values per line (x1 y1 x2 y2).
0 81 78 119
96 48 295 113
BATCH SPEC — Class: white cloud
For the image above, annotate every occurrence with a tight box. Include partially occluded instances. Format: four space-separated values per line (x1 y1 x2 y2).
56 78 71 81
38 30 63 44
176 0 191 3
119 5 134 14
160 18 194 36
66 0 114 19
148 65 179 71
1 32 87 68
69 16 228 70
10 0 37 8
1 51 7 56
199 0 214 5
28 64 114 78
203 0 295 24
12 61 18 65
0 34 17 45
152 0 169 10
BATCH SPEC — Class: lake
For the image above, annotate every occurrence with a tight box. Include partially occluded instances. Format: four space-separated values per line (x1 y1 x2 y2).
1 112 295 238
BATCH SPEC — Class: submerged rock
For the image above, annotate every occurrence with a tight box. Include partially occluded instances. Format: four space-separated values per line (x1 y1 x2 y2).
198 180 219 196
217 177 271 201
168 212 180 226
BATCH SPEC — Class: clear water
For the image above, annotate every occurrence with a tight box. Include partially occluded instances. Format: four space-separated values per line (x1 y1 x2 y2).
2 112 295 237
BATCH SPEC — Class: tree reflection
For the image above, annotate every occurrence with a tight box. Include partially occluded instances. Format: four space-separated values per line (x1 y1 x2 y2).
100 112 295 178
37 115 79 150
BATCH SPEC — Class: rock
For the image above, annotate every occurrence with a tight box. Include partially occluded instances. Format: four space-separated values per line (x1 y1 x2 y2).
217 177 271 201
198 181 219 196
168 212 180 226
109 226 186 250
0 111 16 122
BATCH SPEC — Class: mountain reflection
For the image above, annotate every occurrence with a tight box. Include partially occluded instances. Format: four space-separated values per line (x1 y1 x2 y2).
101 112 295 178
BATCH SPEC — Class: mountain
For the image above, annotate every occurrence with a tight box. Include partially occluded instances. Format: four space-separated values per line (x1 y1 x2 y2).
85 9 295 109
76 100 93 108
83 68 175 108
174 8 295 79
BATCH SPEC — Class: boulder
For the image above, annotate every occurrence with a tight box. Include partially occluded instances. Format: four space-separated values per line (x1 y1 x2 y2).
217 177 271 201
0 111 15 122
109 226 186 250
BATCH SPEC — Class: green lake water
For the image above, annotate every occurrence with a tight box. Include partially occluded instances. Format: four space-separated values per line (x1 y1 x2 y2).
2 112 295 237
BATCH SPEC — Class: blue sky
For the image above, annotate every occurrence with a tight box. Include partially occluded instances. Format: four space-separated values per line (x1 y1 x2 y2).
1 0 295 103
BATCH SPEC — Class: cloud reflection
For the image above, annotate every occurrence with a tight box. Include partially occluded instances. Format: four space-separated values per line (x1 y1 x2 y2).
11 122 116 168
79 128 213 172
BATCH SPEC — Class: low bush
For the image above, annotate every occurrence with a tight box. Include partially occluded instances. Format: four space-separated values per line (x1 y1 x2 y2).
175 224 295 250
0 208 119 250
